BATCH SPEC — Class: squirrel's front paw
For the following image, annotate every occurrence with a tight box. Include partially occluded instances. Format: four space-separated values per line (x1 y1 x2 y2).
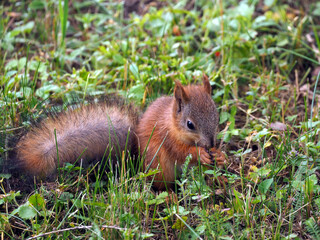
198 147 213 165
209 147 226 168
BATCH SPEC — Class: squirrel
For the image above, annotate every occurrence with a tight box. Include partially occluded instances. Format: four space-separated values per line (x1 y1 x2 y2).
8 77 224 190
137 75 224 190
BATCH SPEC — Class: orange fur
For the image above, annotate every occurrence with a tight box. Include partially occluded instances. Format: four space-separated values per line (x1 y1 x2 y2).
15 99 139 177
137 77 220 190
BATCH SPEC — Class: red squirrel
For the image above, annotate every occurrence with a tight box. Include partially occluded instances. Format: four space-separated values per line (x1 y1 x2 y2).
10 77 224 189
137 76 224 190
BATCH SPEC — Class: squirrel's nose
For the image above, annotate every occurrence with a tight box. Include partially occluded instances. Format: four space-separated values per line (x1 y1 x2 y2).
198 136 215 149
202 138 214 150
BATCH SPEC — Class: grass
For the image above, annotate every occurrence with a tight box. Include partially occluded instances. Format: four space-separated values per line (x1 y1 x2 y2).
1 0 320 239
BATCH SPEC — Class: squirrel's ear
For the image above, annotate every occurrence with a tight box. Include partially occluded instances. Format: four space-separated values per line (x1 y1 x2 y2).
174 80 189 112
202 74 211 95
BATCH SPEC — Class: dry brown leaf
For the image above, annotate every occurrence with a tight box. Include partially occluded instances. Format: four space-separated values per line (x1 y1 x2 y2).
270 122 287 131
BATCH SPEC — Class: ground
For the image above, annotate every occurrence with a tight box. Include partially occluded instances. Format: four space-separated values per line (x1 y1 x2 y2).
1 0 320 239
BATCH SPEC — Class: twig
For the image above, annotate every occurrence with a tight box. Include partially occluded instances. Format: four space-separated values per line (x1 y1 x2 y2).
295 69 299 97
26 225 127 239
0 126 25 133
219 121 230 149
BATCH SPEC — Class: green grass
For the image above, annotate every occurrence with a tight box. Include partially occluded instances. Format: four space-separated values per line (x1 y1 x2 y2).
1 0 320 239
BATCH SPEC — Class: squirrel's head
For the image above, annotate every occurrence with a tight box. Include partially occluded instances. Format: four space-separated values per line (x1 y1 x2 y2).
172 75 219 150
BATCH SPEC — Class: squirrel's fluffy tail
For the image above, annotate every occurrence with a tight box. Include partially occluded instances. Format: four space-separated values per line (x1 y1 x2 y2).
10 96 140 178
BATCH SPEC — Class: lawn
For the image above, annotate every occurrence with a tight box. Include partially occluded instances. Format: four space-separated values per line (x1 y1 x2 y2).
1 0 320 239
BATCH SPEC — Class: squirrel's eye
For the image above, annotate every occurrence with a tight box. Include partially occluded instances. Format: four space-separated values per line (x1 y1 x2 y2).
187 120 195 130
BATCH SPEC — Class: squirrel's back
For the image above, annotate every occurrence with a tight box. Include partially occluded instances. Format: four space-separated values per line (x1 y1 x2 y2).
12 97 140 177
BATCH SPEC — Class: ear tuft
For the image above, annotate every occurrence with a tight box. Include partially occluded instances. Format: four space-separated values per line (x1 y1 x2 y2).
202 74 211 95
174 80 189 112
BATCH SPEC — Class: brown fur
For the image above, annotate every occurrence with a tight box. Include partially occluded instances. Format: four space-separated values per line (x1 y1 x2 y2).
137 77 219 190
15 98 139 177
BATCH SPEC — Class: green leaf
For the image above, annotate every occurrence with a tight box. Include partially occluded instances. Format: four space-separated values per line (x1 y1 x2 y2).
128 83 144 102
129 62 140 81
156 191 169 200
17 87 33 99
207 16 225 32
233 189 244 213
137 169 159 179
35 84 62 99
29 193 45 211
253 128 270 141
313 2 320 16
10 22 35 37
172 216 188 229
276 189 287 201
235 2 254 18
141 233 155 239
112 54 125 65
264 0 275 7
219 111 230 124
18 204 37 219
5 58 27 71
59 192 74 202
258 178 273 194
0 174 11 179
29 0 46 10
146 191 168 205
